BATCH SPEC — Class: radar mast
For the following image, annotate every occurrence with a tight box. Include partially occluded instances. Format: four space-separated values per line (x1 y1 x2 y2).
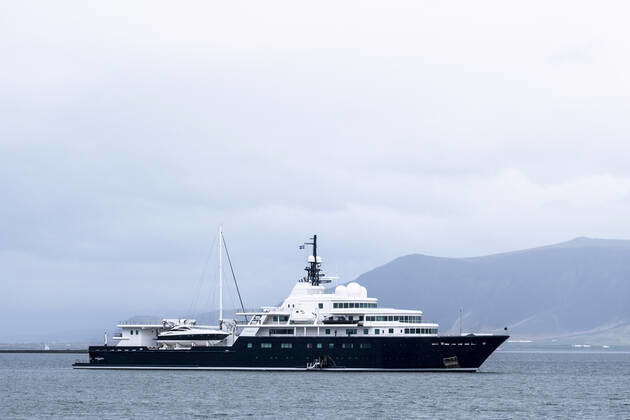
303 235 329 286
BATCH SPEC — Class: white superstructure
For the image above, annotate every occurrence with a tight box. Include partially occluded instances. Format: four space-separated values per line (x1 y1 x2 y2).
109 234 438 349
236 279 438 338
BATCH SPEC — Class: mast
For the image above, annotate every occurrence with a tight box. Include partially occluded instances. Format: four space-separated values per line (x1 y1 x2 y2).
304 234 324 286
219 225 223 324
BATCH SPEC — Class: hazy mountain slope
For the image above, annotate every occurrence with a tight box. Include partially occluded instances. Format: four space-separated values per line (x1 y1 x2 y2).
353 238 630 343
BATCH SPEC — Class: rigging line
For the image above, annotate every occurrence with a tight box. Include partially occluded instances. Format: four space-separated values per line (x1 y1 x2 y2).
201 265 217 325
221 233 247 319
226 275 238 320
187 234 218 319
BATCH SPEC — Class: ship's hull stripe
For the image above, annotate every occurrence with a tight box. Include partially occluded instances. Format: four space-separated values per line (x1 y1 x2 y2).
73 365 477 372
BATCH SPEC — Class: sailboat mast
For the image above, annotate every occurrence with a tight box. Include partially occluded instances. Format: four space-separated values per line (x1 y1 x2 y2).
219 225 223 324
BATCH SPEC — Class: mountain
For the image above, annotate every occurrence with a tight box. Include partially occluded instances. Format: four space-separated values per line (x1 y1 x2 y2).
352 237 630 345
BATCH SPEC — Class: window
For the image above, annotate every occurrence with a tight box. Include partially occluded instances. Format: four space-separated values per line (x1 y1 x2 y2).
130 330 133 335
247 343 253 348
261 343 272 348
281 343 292 349
307 343 313 349
405 329 409 334
343 303 349 308
388 328 394 334
346 329 357 335
360 343 372 349
316 343 322 349
328 343 334 349
363 329 369 334
375 329 380 335
318 303 323 309
325 329 331 335
342 343 354 349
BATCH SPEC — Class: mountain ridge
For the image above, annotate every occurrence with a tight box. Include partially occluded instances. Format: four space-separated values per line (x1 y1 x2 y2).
351 237 630 345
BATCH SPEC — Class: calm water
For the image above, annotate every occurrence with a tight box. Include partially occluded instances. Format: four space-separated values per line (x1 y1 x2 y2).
1 350 629 419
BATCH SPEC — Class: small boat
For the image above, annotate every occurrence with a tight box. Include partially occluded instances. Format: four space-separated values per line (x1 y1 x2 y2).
156 320 229 348
290 309 316 324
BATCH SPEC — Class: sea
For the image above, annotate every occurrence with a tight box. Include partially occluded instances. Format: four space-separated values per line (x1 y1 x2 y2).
1 347 629 419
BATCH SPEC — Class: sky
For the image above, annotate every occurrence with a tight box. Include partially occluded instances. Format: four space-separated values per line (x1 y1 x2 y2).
2 1 630 341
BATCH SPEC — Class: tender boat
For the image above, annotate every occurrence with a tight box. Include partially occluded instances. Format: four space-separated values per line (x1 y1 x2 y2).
155 320 229 348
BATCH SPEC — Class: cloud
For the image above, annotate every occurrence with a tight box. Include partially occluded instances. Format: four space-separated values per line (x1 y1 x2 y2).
2 1 630 340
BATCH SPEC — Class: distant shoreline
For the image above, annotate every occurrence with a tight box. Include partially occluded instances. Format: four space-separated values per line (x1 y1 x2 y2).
0 350 87 354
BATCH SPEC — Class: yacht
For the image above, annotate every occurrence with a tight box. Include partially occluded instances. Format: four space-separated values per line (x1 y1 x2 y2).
74 234 508 371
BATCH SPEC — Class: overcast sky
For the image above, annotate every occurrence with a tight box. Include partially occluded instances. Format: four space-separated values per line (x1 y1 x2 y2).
2 1 630 341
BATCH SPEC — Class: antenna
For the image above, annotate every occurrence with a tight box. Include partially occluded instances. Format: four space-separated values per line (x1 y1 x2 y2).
219 225 223 325
459 308 463 336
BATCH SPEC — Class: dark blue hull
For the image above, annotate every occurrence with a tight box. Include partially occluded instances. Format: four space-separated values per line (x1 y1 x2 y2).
74 335 508 371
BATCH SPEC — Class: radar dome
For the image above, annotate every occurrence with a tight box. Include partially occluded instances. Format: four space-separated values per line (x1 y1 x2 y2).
334 285 348 296
346 282 365 297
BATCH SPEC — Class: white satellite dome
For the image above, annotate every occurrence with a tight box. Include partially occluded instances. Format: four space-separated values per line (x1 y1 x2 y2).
346 282 362 297
335 285 348 296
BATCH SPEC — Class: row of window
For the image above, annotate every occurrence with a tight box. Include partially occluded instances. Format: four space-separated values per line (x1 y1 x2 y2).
268 327 436 336
248 342 372 349
323 328 437 335
365 315 422 323
129 330 140 335
333 302 377 309
405 328 438 334
325 328 366 335
269 328 294 335
270 315 290 322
